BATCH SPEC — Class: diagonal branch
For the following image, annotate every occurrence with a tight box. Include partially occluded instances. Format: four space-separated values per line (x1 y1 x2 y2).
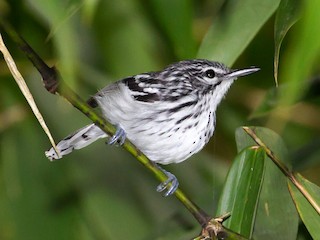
1 20 210 226
1 21 251 239
0 33 59 156
243 126 320 215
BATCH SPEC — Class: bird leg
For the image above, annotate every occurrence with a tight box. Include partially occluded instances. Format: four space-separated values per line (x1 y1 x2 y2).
108 126 179 196
107 125 126 145
156 165 179 197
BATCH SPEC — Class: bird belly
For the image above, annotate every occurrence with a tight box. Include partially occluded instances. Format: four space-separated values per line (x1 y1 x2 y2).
127 123 201 164
96 87 216 165
124 105 215 165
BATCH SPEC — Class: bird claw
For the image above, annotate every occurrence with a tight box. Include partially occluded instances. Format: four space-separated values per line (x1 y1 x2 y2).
156 167 179 197
108 128 179 197
108 126 126 145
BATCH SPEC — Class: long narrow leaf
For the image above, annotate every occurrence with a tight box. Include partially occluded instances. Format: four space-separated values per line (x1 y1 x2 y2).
270 1 320 129
148 0 196 59
274 0 301 84
288 174 320 240
216 146 265 239
235 127 299 240
197 0 280 66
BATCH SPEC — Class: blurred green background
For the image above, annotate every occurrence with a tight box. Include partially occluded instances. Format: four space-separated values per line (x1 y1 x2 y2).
1 0 319 239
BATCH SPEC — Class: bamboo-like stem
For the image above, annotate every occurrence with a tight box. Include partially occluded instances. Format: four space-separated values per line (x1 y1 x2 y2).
68 85 212 224
1 21 211 227
243 126 320 215
1 21 251 239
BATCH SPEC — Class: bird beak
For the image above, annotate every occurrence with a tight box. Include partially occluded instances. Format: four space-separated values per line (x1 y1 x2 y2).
225 66 260 79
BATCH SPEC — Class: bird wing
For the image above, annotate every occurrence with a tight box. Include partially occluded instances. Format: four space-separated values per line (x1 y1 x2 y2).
122 73 196 103
122 75 164 103
87 72 195 107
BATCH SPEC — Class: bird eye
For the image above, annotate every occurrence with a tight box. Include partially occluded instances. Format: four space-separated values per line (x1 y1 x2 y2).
205 69 215 78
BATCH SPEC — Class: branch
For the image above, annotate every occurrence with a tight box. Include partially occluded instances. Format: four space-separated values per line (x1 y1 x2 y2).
0 32 59 156
1 21 249 239
243 126 320 215
1 20 205 223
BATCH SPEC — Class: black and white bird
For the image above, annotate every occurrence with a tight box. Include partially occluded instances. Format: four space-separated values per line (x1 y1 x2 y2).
45 59 259 196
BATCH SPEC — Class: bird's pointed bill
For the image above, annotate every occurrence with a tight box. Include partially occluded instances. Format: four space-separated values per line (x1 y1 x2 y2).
226 67 260 79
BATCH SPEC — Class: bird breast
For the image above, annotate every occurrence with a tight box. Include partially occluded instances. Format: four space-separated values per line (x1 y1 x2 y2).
96 84 217 165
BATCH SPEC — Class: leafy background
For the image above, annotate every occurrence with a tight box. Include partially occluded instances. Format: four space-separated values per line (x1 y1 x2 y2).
1 0 320 239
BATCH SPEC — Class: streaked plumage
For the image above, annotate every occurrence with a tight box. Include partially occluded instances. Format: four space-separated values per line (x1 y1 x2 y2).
45 59 259 195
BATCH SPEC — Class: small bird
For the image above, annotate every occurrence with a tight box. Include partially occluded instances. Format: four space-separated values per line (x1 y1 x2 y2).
46 59 259 196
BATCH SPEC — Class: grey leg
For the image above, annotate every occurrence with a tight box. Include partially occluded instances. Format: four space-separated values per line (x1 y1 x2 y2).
108 125 126 145
156 165 179 197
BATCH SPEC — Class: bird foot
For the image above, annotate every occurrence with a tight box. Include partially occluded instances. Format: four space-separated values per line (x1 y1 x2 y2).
107 125 126 145
156 166 179 197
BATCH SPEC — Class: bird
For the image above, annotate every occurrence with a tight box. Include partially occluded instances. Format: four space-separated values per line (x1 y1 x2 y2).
45 59 259 196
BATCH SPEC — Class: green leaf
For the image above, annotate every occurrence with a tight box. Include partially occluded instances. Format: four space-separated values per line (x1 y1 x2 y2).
82 0 100 24
26 0 80 87
288 174 320 240
149 0 196 59
235 127 299 240
216 146 265 238
92 0 161 77
277 1 320 106
197 0 280 66
274 0 301 85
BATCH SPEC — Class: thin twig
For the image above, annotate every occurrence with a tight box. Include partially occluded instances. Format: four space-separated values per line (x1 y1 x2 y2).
242 126 320 215
2 21 251 238
1 21 211 228
0 33 59 156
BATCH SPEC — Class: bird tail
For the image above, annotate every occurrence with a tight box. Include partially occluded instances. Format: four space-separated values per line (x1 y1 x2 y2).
45 123 107 160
